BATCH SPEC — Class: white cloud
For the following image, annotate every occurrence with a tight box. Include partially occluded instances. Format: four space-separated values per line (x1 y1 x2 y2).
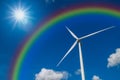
107 48 120 68
52 0 55 2
75 69 81 75
45 0 55 3
35 68 69 80
92 75 102 80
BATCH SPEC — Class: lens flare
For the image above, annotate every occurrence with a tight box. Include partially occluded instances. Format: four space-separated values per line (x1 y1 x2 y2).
13 8 26 21
8 2 32 27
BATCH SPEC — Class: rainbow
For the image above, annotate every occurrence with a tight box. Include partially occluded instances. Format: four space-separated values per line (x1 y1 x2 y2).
10 4 120 80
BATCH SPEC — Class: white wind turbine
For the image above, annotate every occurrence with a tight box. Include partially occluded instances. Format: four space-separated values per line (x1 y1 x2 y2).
56 26 115 80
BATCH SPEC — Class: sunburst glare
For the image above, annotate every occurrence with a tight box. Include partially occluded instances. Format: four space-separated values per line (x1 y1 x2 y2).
8 2 32 28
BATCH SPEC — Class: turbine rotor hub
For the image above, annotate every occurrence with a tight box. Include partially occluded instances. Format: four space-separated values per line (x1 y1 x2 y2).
77 39 80 43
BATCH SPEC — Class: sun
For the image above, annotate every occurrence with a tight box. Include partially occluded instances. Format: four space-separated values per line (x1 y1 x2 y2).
8 3 31 26
13 8 26 21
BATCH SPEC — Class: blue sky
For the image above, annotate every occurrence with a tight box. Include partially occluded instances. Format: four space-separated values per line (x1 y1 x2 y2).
0 0 120 80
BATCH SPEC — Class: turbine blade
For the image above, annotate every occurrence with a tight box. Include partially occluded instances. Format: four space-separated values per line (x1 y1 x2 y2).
66 27 78 39
79 26 115 40
56 40 78 67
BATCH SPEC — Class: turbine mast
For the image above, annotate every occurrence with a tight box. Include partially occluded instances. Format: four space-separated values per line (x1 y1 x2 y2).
78 42 85 80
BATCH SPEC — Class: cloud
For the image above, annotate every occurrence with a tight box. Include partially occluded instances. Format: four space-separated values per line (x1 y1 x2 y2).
35 68 69 80
45 0 55 3
107 48 120 68
92 75 102 80
75 69 81 75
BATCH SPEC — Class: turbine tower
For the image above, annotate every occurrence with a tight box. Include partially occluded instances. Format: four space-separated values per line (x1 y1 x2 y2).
56 26 115 80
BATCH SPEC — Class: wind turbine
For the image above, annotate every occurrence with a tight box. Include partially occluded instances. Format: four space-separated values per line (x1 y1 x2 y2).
56 26 115 80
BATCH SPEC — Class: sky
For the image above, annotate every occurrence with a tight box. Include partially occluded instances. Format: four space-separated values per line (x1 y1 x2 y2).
0 0 120 80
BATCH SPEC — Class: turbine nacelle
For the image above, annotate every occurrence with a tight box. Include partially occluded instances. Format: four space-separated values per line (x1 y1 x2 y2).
77 39 80 43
